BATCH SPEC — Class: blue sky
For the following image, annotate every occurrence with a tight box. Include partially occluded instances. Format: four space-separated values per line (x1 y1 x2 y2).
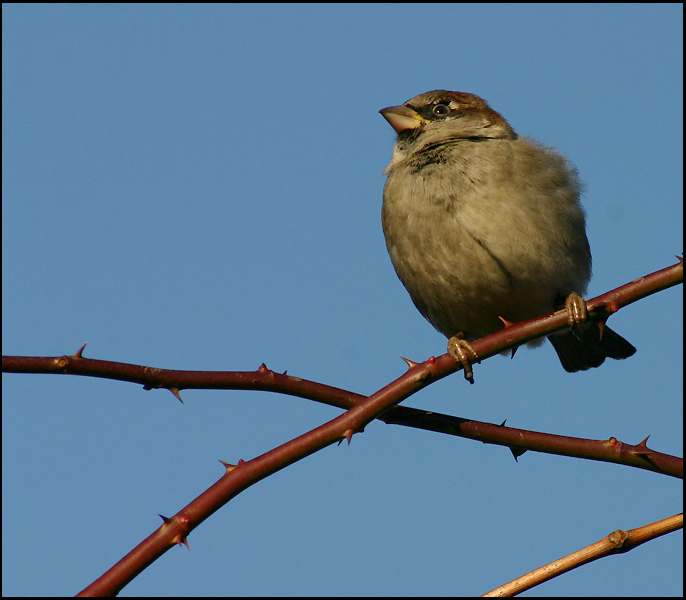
2 4 682 596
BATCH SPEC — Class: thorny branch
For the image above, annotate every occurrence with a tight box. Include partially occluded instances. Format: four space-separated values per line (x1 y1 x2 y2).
3 259 683 596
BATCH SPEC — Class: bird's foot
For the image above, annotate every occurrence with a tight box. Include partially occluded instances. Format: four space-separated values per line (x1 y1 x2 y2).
564 292 589 339
447 333 480 384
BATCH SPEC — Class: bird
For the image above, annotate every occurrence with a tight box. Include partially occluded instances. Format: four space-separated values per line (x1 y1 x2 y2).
379 90 635 383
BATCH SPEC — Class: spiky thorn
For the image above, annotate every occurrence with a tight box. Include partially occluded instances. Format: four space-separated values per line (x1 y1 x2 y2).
72 342 89 359
632 435 658 467
400 356 420 369
597 319 606 341
509 446 527 462
159 515 190 548
499 316 516 328
590 297 614 341
218 459 238 474
258 363 270 373
166 514 192 549
170 533 190 550
633 435 652 456
497 317 520 359
498 420 527 461
338 428 357 446
168 387 184 403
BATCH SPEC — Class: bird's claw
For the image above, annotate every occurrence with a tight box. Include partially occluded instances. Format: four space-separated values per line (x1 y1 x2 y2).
447 333 480 384
564 292 588 339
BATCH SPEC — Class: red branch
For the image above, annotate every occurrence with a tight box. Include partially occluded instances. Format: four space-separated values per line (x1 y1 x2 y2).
2 260 683 596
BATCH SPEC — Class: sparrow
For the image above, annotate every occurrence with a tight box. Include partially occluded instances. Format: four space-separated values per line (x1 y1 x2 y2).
380 90 635 383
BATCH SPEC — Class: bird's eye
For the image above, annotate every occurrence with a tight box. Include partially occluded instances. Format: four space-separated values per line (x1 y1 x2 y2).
432 103 450 117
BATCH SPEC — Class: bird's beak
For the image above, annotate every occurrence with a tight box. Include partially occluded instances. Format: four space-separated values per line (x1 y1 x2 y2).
379 105 427 133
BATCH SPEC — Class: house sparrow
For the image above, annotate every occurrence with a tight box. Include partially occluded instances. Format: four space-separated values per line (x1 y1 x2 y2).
380 90 635 383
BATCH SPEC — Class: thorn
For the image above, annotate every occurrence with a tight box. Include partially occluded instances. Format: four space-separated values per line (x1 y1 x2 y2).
633 438 656 464
597 320 606 341
218 459 238 473
499 420 507 427
498 316 516 328
509 446 527 461
72 342 89 359
171 534 190 550
160 515 190 549
258 363 269 373
168 387 184 403
510 346 518 360
283 370 287 375
400 356 420 369
340 428 356 445
675 255 683 263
